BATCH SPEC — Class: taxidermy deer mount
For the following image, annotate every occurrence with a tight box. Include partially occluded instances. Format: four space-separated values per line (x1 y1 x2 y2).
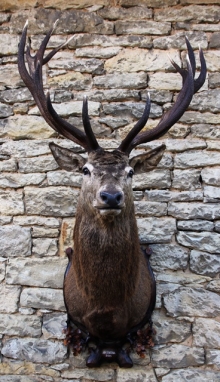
18 21 206 368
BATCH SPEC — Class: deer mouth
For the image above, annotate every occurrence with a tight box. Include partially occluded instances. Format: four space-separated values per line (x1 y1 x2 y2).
95 206 123 216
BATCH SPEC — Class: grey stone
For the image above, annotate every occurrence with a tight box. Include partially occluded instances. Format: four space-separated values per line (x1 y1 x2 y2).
32 238 58 257
209 72 220 89
93 72 148 89
0 190 24 215
103 101 162 119
137 217 176 243
177 220 214 231
201 167 220 186
30 100 100 117
206 349 220 368
168 202 220 220
0 87 32 104
0 116 56 140
0 314 41 337
156 271 211 285
0 33 19 55
163 287 220 317
155 5 220 22
1 337 67 364
47 171 82 187
153 31 207 50
149 72 182 91
150 244 188 271
172 169 201 190
203 50 220 72
0 102 13 117
134 201 167 217
191 124 220 139
116 367 157 382
20 287 65 311
48 71 93 90
180 111 219 125
47 53 104 75
0 257 6 282
145 190 203 202
75 46 122 58
0 158 17 172
98 6 152 20
6 257 67 288
193 318 220 348
189 89 220 113
152 344 204 368
0 225 31 257
121 0 178 5
168 123 190 139
204 185 220 202
215 221 220 233
190 250 220 277
62 367 115 381
177 231 220 253
210 32 220 48
0 64 21 88
207 279 220 293
207 140 220 150
115 20 171 35
152 310 191 344
0 216 12 225
162 369 220 382
25 187 80 217
134 170 171 189
175 151 220 168
31 227 59 238
0 173 46 188
0 377 43 382
43 313 67 339
19 156 58 173
165 138 206 152
13 216 60 228
0 284 21 313
156 283 181 309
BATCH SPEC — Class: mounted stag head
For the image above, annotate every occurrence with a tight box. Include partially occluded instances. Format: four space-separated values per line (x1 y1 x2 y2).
18 21 206 368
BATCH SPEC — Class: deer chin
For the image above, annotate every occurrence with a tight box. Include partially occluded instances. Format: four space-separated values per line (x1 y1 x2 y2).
99 208 122 217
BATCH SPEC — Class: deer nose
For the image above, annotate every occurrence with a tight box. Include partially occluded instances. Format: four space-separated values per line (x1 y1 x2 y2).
100 191 123 208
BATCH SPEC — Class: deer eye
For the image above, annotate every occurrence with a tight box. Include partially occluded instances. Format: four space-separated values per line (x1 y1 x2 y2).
82 167 91 176
128 169 134 178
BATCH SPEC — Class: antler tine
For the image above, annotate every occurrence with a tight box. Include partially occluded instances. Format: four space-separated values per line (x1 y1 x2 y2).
18 21 98 151
82 96 100 151
119 39 206 154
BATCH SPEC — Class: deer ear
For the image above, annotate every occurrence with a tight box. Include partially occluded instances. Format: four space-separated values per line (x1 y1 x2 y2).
49 142 86 171
129 144 166 174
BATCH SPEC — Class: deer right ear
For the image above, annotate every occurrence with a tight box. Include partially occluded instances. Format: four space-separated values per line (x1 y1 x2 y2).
49 143 86 171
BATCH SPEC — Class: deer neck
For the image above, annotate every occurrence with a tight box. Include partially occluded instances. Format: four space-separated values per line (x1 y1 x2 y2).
72 200 140 306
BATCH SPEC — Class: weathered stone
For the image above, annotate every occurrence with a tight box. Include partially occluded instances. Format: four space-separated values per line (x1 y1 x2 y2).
94 72 147 89
1 337 67 364
193 318 220 348
0 158 17 172
189 89 220 113
0 33 19 55
134 201 167 217
207 140 220 151
180 111 220 124
137 217 176 243
152 310 191 344
201 167 220 185
32 238 58 257
0 225 31 257
155 5 220 22
0 216 12 225
168 123 190 138
0 360 59 377
32 227 59 238
178 220 214 231
0 102 13 118
121 0 178 5
62 367 115 381
48 71 92 89
207 279 220 293
115 20 171 35
190 250 220 277
162 369 220 382
30 100 100 117
13 216 60 228
206 349 220 368
25 187 80 217
0 284 21 313
165 138 206 152
164 287 220 317
98 6 152 20
47 171 82 187
150 244 188 271
116 367 157 382
0 314 41 337
177 231 220 253
204 50 220 72
209 72 220 89
0 376 42 382
175 150 220 168
0 87 32 104
75 46 121 58
134 170 171 189
215 221 220 233
156 270 211 285
204 185 220 202
105 49 180 73
149 72 182 90
20 287 65 311
0 257 6 282
172 169 201 190
19 156 58 173
168 202 220 220
6 257 67 288
103 101 162 119
154 31 207 50
145 190 203 202
152 344 204 368
47 51 104 74
43 313 66 339
0 173 45 188
191 123 220 139
0 190 24 215
0 64 21 88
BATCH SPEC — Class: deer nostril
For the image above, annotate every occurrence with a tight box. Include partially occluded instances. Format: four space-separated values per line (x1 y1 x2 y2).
100 191 123 208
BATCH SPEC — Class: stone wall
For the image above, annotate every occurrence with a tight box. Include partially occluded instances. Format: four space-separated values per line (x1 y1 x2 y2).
0 1 220 381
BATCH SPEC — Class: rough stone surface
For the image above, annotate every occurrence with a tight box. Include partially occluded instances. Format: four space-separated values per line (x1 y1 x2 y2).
0 314 42 337
150 244 188 271
177 231 220 253
190 250 220 277
0 190 24 215
20 287 65 311
152 344 204 368
0 225 31 257
0 284 21 313
137 217 176 243
162 369 220 382
193 318 220 348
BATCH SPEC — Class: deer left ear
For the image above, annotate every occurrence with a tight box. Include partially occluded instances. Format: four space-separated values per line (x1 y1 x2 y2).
49 142 86 171
129 144 166 174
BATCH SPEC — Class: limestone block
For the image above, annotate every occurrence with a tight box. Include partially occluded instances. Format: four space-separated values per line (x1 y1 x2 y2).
156 283 181 309
30 100 100 117
168 123 190 138
204 185 220 202
0 216 12 225
180 111 220 124
93 72 148 89
163 287 220 317
162 369 220 382
19 156 58 173
137 217 176 243
150 244 188 271
189 89 220 113
115 20 171 35
0 173 46 188
207 140 220 150
105 49 180 73
201 167 220 185
31 227 59 238
215 221 220 233
153 31 207 50
116 367 157 382
177 220 214 231
69 33 152 49
0 33 19 55
204 50 220 72
177 231 220 253
25 187 80 217
207 279 220 293
42 312 66 339
0 88 32 104
48 71 92 90
0 258 6 282
172 169 201 190
1 337 67 364
0 158 17 172
209 72 220 89
121 0 178 5
13 216 60 228
75 46 122 58
175 151 220 168
0 191 24 215
0 64 21 88
0 376 42 382
47 171 82 187
103 101 162 119
206 349 220 368
6 257 67 288
0 284 21 313
0 225 31 257
62 367 115 381
145 190 203 202
152 310 191 344
169 202 220 220
0 360 59 377
0 115 56 140
165 138 206 152
190 250 220 277
155 5 220 22
149 72 182 91
0 314 41 337
134 201 167 217
134 170 171 189
156 270 211 285
20 287 65 311
0 102 13 118
193 318 220 348
98 6 152 20
32 238 58 257
152 344 204 368
47 51 103 74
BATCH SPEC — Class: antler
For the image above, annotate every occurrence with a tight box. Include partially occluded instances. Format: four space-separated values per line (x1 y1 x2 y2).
18 20 100 152
118 38 207 155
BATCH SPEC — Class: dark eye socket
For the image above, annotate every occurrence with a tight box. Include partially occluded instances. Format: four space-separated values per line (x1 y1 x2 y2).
128 169 134 178
83 167 91 176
